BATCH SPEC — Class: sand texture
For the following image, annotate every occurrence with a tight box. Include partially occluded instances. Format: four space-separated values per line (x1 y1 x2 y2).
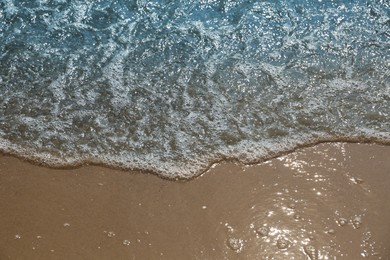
0 143 389 259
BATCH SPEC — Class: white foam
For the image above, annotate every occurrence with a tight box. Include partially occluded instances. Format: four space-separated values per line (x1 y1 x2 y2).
0 0 389 178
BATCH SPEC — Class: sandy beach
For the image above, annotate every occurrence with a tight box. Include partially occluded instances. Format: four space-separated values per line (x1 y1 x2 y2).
0 142 389 259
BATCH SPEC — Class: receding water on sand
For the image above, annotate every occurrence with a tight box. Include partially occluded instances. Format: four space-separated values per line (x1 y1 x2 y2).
0 143 389 259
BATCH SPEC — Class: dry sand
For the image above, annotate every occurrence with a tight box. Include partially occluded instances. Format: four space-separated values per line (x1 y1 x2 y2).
0 142 389 259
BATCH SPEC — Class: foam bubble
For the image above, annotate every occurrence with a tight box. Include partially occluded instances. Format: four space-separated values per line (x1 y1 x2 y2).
227 238 244 252
352 216 362 229
256 226 270 237
304 245 318 260
105 231 115 238
276 237 290 250
337 218 348 227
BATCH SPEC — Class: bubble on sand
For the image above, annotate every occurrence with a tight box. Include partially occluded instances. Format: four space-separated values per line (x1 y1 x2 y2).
293 213 301 220
352 216 362 229
288 203 296 209
14 234 21 239
227 238 244 252
337 218 348 226
326 229 335 235
362 231 372 242
276 237 290 250
63 223 70 227
224 223 234 233
123 240 131 246
350 177 364 184
256 226 270 237
304 245 318 260
105 231 115 238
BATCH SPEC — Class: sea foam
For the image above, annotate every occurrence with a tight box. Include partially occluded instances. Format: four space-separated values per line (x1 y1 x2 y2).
0 0 389 178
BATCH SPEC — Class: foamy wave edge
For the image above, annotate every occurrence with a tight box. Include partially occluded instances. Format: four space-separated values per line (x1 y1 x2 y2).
1 131 390 180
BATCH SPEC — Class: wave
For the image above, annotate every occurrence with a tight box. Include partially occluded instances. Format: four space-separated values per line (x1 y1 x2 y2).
0 0 389 178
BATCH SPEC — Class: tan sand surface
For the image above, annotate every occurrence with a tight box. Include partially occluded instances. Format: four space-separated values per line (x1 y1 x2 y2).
0 143 389 259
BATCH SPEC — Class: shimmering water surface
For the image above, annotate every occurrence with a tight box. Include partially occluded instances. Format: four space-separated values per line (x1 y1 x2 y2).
0 0 389 178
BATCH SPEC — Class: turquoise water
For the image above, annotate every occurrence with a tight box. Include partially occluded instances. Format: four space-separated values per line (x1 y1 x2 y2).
0 0 389 178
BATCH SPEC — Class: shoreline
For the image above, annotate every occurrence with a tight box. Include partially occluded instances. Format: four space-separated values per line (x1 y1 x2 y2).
1 138 390 180
0 142 389 259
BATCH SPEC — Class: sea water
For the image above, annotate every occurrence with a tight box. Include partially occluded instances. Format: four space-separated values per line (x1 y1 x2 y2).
0 0 389 178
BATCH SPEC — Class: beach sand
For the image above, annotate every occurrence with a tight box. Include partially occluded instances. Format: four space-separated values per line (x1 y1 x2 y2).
0 142 389 259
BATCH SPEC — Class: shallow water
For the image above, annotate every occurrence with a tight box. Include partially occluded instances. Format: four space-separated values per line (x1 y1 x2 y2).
0 0 389 178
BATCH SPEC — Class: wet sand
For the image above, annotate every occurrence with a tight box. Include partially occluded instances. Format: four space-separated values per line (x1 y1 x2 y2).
0 143 389 259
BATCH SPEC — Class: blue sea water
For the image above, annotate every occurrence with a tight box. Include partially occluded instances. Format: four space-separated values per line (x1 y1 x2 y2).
0 0 389 178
